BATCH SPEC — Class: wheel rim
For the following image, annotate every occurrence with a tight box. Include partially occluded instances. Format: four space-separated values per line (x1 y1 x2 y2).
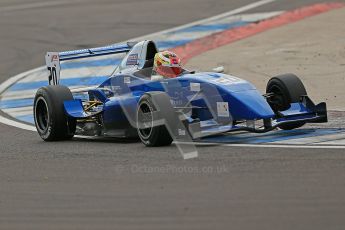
35 97 49 132
137 101 154 139
269 85 289 111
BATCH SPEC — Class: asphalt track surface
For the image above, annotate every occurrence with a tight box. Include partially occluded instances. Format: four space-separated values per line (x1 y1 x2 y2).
1 0 345 229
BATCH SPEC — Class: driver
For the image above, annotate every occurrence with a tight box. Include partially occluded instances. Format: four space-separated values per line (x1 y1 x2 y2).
151 51 183 80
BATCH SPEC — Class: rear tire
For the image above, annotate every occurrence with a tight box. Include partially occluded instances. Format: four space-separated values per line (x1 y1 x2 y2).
266 73 307 130
137 93 173 147
34 85 76 141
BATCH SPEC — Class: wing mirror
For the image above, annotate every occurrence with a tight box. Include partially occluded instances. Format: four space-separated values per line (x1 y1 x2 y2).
212 66 225 73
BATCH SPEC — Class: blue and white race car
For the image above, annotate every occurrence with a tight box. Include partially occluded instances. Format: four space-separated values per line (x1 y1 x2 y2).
33 40 327 146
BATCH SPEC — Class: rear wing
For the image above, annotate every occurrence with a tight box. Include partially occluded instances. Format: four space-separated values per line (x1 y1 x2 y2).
45 42 136 85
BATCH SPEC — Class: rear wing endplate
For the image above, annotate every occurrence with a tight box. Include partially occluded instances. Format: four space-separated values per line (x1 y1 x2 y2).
45 42 136 85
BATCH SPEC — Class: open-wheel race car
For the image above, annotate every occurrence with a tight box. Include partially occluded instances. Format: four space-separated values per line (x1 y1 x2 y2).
33 40 327 146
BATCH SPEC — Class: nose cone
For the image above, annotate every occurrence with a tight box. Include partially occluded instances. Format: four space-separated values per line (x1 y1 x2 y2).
181 72 275 120
230 89 275 120
198 73 275 119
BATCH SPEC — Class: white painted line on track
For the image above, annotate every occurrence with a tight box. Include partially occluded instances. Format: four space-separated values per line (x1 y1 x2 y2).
190 142 345 149
71 137 345 149
0 0 86 13
273 132 345 145
234 11 284 22
0 67 45 94
133 0 280 42
0 67 46 131
0 115 36 131
1 90 37 101
2 106 33 117
316 139 345 145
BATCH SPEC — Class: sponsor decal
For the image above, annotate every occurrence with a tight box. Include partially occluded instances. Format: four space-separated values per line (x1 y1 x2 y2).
124 76 131 84
126 53 138 66
217 102 229 117
178 129 186 136
190 82 200 92
213 75 242 85
51 54 59 62
59 44 126 56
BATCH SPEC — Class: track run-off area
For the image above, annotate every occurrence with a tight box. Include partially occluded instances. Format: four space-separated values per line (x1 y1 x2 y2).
0 1 344 148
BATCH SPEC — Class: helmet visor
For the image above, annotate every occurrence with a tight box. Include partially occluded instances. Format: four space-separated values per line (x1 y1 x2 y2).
156 66 183 78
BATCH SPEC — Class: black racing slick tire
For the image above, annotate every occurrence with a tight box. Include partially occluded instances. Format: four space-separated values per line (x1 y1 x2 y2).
136 92 173 147
34 85 76 141
266 73 307 130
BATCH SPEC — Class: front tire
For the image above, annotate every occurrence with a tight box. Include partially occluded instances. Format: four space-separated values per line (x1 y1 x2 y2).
266 73 307 130
136 92 173 147
34 85 76 141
